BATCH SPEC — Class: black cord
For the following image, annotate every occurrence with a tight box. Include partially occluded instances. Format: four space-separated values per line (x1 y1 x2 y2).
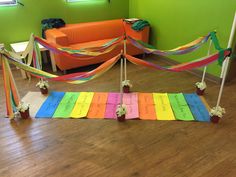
17 1 24 6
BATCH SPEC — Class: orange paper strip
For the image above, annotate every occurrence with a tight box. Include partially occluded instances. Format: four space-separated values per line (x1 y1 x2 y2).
138 93 156 120
87 103 107 119
87 92 108 119
91 92 108 104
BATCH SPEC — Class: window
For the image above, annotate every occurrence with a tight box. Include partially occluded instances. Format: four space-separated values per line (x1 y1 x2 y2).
67 0 105 2
67 0 85 2
0 0 17 6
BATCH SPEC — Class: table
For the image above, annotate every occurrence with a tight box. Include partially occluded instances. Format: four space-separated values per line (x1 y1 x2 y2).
10 41 57 78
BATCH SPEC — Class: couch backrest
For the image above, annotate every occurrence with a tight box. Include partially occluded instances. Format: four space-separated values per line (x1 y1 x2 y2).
59 19 125 44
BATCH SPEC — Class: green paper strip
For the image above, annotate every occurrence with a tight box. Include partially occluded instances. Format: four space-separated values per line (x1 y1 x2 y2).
53 92 80 118
168 93 195 121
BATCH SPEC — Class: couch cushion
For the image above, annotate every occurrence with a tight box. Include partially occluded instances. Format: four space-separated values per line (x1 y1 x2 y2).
59 19 125 44
69 38 117 49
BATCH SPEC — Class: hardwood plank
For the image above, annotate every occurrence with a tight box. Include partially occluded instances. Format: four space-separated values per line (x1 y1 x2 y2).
0 58 236 177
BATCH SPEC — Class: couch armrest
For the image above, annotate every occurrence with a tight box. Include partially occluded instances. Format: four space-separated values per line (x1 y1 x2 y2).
45 28 69 46
124 23 150 43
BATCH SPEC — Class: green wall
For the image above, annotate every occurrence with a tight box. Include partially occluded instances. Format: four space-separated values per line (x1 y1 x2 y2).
1 0 235 76
129 0 235 76
0 0 129 48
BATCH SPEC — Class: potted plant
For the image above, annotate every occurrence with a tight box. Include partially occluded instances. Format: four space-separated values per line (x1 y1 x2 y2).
16 102 30 119
122 80 132 93
36 79 49 95
209 106 226 123
195 81 207 95
116 104 127 122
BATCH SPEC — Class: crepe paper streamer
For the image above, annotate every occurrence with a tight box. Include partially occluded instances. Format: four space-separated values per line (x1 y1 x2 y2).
125 104 139 119
33 42 42 70
48 54 120 82
138 93 156 120
107 93 121 104
127 33 211 56
210 32 226 65
59 42 118 57
168 93 195 121
53 92 80 118
2 59 13 117
1 51 118 118
35 92 65 118
2 58 13 117
1 57 20 118
153 93 175 120
35 36 123 58
210 32 223 51
125 48 231 73
3 51 120 84
91 92 108 104
70 92 94 118
123 93 138 105
87 103 107 119
184 94 210 122
105 104 118 119
22 92 48 118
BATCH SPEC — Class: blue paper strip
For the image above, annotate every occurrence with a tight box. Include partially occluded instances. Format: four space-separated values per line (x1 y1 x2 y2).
35 92 65 118
184 94 210 122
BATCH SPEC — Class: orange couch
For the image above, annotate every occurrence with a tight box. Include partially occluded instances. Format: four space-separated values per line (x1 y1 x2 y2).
45 19 150 71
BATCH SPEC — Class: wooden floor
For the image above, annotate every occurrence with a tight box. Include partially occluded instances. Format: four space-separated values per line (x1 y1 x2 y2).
1 59 236 177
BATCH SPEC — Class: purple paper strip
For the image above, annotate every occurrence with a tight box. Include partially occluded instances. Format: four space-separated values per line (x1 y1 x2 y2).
107 93 120 104
105 104 118 119
125 104 139 119
123 93 138 105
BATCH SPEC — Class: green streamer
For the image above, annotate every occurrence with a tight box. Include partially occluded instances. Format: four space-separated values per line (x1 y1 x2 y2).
210 32 226 66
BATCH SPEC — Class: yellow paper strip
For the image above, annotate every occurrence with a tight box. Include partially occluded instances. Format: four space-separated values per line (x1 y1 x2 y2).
75 92 94 104
70 92 94 118
153 93 175 120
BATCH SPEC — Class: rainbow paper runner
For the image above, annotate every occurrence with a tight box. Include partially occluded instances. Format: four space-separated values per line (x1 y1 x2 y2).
23 91 211 122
